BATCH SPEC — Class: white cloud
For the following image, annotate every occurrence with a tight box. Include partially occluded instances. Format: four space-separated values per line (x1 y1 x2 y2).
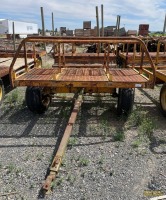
0 0 165 31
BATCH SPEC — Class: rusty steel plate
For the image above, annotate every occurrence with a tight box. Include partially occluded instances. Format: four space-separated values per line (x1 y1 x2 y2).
57 68 108 82
110 68 148 82
120 52 166 60
16 68 148 83
16 68 60 81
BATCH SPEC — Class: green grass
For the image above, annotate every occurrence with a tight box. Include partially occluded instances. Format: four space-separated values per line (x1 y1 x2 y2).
4 88 24 108
126 106 156 139
67 173 76 184
138 117 155 138
68 137 78 147
78 157 90 167
131 139 142 148
113 130 125 142
6 164 15 174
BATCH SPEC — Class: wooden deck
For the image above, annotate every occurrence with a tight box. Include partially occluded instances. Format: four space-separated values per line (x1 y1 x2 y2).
0 50 46 58
109 68 147 82
119 52 166 63
0 58 34 70
156 69 166 82
15 67 148 88
0 58 12 63
0 58 34 78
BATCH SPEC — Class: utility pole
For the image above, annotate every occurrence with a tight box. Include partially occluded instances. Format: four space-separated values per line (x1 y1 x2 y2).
116 15 121 36
12 22 16 51
40 7 46 50
96 6 100 37
40 7 45 36
52 12 55 36
163 13 166 35
101 4 104 37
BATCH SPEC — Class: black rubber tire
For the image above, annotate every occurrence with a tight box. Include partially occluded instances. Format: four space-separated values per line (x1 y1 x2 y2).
0 78 4 105
25 86 51 114
117 88 135 115
160 83 166 117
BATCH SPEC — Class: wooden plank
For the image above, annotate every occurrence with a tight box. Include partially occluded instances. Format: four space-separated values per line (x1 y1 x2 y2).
0 58 12 63
109 68 148 82
0 58 34 70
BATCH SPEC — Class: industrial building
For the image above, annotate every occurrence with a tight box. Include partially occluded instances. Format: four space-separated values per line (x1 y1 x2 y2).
0 19 38 38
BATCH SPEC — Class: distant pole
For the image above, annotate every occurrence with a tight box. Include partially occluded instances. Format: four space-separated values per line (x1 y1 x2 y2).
163 13 166 34
40 7 46 51
12 22 16 51
101 4 104 37
116 15 121 36
96 6 100 37
40 7 45 36
118 15 121 35
52 12 55 36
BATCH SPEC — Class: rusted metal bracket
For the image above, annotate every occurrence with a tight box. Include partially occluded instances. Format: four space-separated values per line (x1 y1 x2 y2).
42 90 83 194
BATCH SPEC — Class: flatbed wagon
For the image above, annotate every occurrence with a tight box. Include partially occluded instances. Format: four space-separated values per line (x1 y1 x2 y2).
0 50 44 105
9 36 155 115
118 37 166 116
7 36 157 194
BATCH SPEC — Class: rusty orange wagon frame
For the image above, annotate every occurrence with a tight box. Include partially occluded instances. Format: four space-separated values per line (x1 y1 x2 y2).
9 36 156 115
8 36 157 194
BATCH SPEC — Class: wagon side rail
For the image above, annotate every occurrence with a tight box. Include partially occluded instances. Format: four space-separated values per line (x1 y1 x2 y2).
9 36 156 88
9 39 41 88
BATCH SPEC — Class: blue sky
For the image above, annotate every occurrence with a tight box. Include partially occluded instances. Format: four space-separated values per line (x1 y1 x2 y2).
0 0 166 32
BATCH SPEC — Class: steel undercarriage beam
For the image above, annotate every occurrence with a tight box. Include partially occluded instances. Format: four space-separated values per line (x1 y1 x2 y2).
42 91 83 194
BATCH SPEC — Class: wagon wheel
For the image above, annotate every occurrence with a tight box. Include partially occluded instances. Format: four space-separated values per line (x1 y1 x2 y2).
117 88 135 116
0 78 4 105
160 83 166 117
25 86 52 114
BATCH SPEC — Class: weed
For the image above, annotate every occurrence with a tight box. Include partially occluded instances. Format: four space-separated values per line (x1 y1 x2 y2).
113 130 125 142
139 149 147 156
36 153 44 161
29 184 35 189
5 89 22 107
15 168 22 176
6 164 15 174
6 164 23 176
78 157 89 167
67 173 76 184
158 138 166 143
61 157 67 167
25 155 30 161
126 106 156 139
138 117 155 139
51 181 56 189
98 156 105 165
99 119 114 140
126 106 145 128
56 177 63 186
68 137 78 147
131 139 142 148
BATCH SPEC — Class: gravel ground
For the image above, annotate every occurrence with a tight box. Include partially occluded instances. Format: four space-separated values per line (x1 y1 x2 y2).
0 56 166 200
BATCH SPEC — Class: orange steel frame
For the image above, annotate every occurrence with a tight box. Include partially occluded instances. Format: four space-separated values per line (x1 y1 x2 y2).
9 36 156 93
8 36 157 194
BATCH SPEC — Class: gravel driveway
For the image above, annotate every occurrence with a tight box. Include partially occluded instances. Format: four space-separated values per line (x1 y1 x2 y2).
0 76 166 199
0 53 166 200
